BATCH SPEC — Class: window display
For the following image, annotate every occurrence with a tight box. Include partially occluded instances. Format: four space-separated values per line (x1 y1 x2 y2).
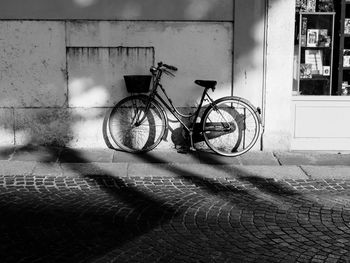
337 0 350 95
295 0 350 96
296 12 335 95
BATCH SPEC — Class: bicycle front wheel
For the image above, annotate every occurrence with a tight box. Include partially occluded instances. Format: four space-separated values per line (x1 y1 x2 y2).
201 97 261 157
108 95 167 153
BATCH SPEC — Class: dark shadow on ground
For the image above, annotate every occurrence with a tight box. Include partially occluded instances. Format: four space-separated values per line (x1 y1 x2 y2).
0 146 180 262
132 150 301 198
0 145 268 262
1 146 349 262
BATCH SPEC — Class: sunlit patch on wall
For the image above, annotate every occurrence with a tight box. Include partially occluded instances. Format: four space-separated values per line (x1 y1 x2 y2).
185 0 212 20
69 77 109 107
67 47 154 107
13 129 31 146
73 0 97 8
69 118 105 147
67 108 106 147
0 109 14 145
0 128 14 145
120 2 142 19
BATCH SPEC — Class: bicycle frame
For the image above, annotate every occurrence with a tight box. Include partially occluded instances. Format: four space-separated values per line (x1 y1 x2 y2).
154 84 212 133
133 63 240 149
109 62 262 156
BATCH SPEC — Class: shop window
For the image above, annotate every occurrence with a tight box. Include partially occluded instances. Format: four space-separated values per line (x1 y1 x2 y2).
294 0 350 96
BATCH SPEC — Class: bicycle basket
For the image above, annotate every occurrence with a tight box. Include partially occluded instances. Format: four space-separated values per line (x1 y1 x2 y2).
124 75 152 93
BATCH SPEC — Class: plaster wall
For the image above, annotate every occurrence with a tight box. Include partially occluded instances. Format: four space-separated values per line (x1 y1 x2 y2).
0 21 66 107
233 0 265 108
264 0 295 150
0 0 233 21
0 108 14 146
67 46 154 107
233 0 295 151
66 21 233 106
0 20 233 149
0 1 297 151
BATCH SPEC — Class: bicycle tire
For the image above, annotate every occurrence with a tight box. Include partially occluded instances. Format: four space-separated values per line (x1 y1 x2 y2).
108 95 167 153
201 96 261 157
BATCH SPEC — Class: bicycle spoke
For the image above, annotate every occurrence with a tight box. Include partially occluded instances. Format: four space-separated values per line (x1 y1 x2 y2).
201 97 260 157
109 96 166 152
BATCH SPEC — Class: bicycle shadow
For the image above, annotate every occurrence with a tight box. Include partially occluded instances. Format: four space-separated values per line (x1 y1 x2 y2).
102 99 294 201
0 145 179 262
1 145 349 262
130 150 301 200
0 145 268 261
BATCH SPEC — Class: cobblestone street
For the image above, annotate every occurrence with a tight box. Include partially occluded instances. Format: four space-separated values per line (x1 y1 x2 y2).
1 173 350 263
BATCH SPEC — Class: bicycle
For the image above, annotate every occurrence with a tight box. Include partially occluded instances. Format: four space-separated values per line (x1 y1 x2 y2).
108 62 263 157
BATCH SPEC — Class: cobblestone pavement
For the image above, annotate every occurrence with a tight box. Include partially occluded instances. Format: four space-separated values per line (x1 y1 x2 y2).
1 174 350 263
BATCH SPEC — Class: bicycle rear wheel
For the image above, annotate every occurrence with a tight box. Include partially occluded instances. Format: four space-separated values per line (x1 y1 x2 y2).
108 95 167 153
201 96 261 157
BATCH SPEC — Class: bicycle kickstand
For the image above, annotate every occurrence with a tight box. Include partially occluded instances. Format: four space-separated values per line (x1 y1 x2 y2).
188 130 196 152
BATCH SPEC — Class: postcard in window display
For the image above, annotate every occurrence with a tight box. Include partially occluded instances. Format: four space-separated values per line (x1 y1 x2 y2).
300 16 307 47
300 17 308 46
300 35 307 47
301 17 307 34
296 0 334 12
307 29 319 47
305 49 323 75
317 0 334 12
318 29 331 47
342 82 350 96
300 64 312 79
343 49 350 67
323 66 330 76
296 0 308 12
306 0 316 12
345 19 350 35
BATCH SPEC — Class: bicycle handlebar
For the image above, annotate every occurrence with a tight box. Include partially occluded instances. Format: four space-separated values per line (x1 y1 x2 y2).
158 61 178 71
163 64 178 71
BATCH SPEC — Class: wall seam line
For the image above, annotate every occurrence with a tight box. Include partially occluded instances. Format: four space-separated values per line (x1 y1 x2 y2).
231 1 235 97
65 21 69 108
12 107 16 146
260 0 269 151
0 19 234 23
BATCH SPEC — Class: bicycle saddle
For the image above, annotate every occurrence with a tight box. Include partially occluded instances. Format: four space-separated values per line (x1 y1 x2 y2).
195 80 217 89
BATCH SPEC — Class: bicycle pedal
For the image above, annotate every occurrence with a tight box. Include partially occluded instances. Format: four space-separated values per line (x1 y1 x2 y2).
177 147 190 154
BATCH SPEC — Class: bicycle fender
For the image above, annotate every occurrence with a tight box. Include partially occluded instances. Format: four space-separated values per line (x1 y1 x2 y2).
205 96 263 125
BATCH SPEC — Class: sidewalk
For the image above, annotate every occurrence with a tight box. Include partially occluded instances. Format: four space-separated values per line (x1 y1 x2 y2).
1 146 350 262
1 146 350 180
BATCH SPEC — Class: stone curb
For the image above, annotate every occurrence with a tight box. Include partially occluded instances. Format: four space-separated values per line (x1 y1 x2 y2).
0 161 36 176
300 165 350 180
1 161 350 180
127 164 308 180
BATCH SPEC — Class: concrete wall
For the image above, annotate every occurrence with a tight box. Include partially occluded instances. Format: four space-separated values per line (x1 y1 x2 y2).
0 0 297 151
0 20 233 149
264 0 296 150
233 0 265 108
66 21 233 105
0 21 66 107
0 0 233 21
233 0 296 151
